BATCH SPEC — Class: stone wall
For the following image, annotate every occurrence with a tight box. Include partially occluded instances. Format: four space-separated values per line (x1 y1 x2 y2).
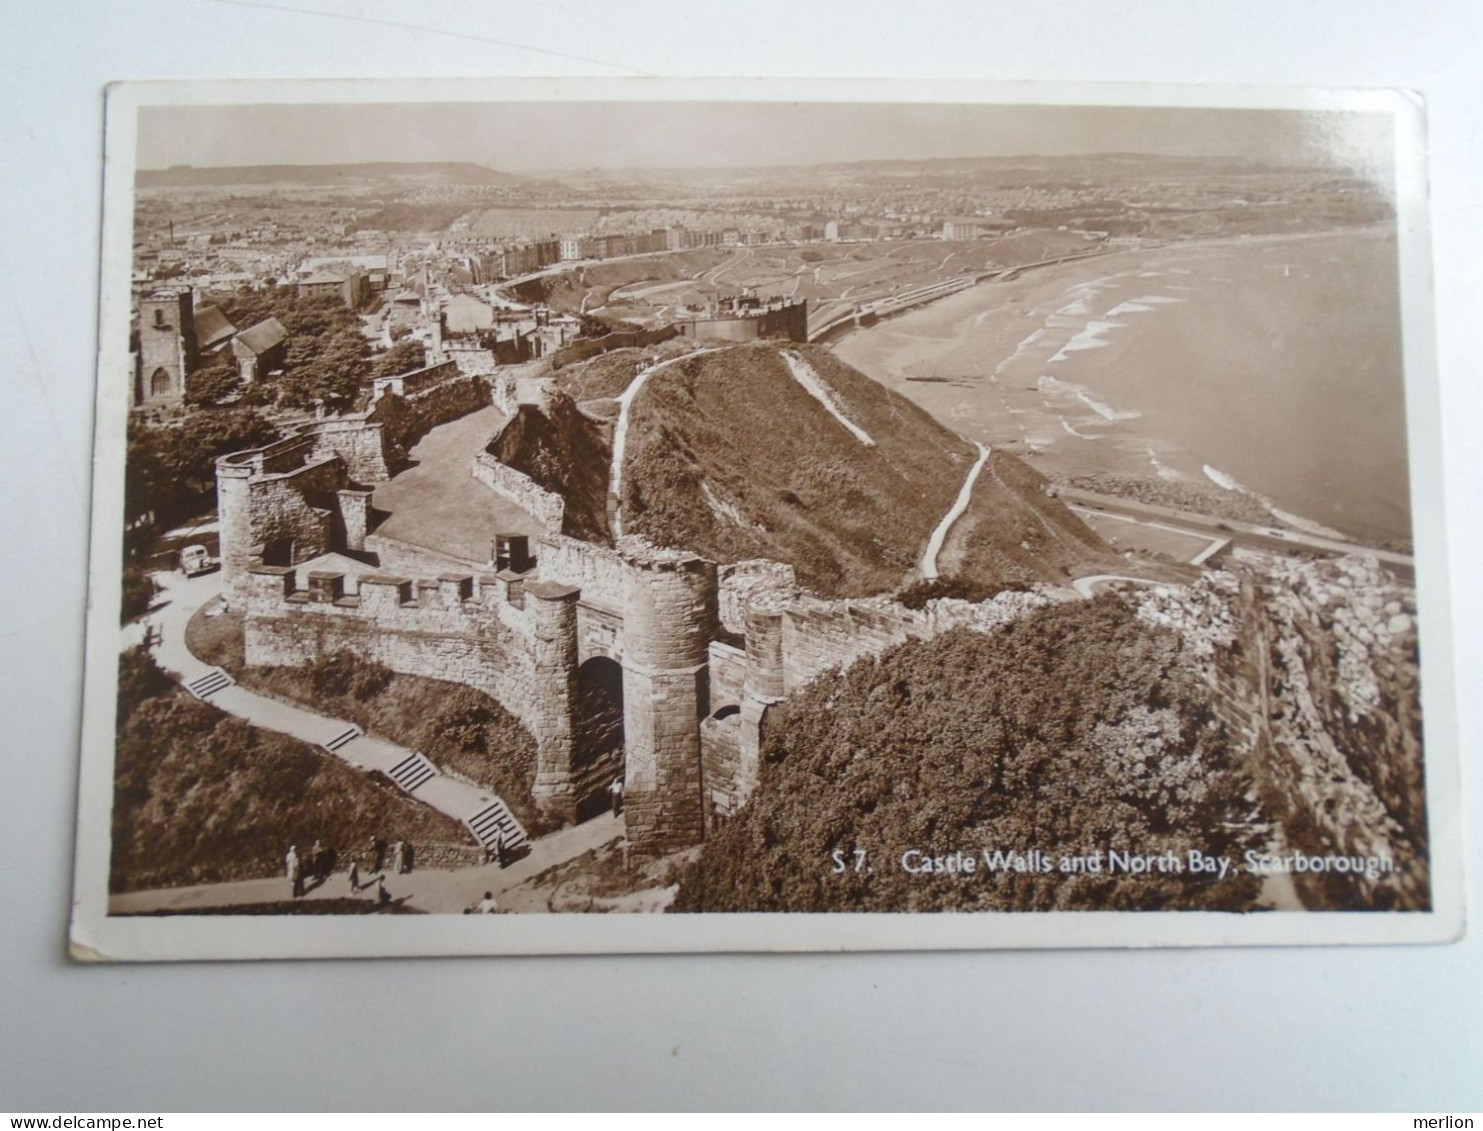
534 534 627 608
707 641 747 710
717 559 797 636
241 565 580 815
301 418 391 483
472 451 565 534
779 588 1058 694
549 325 678 371
367 371 490 468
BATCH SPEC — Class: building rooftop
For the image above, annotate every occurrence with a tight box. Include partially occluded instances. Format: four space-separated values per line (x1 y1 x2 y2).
235 316 288 355
193 304 238 352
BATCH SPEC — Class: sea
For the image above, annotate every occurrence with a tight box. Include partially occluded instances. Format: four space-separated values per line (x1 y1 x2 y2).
833 228 1412 545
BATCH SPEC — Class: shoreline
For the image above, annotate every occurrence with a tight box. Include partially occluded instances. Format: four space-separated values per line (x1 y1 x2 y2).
829 223 1410 548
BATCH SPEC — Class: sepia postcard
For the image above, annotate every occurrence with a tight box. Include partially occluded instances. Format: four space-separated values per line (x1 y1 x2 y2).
69 78 1463 960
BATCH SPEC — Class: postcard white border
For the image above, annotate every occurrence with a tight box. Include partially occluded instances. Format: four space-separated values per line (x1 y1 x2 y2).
71 77 1465 961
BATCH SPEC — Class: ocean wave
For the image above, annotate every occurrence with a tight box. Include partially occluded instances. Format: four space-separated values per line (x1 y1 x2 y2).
1130 295 1184 304
1105 301 1156 316
1076 390 1141 422
1060 418 1099 439
1048 320 1124 362
1146 449 1183 482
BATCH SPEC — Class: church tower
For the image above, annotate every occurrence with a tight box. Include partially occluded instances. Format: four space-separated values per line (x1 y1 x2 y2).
134 289 197 407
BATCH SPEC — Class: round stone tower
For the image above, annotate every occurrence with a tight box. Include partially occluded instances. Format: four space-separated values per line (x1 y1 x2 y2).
619 544 718 856
215 453 258 598
524 580 582 817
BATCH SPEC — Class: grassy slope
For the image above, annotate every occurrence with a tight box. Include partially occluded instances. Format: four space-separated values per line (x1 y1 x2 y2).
621 343 972 596
112 651 468 894
942 449 1124 588
620 343 1110 597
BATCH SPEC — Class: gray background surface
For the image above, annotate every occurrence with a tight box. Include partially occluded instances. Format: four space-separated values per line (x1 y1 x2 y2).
1 0 1479 1111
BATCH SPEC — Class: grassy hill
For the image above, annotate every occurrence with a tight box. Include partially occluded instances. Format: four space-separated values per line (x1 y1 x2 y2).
670 597 1264 914
618 343 1108 597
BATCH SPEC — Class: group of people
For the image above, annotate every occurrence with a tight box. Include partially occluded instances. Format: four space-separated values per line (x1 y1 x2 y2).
284 835 414 902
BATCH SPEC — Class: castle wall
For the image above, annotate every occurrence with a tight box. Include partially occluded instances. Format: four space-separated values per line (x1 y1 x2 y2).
242 567 581 814
779 589 1058 694
472 452 565 534
549 325 678 371
302 419 391 483
366 370 489 468
700 713 743 823
534 534 627 608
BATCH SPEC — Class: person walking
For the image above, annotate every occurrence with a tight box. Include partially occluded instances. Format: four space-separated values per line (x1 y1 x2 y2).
347 857 361 895
609 775 624 817
370 835 387 874
286 845 304 899
390 840 404 875
309 839 325 882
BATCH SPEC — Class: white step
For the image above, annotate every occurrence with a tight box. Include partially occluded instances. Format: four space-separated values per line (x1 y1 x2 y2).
185 668 234 700
387 751 438 793
322 726 362 753
466 799 528 853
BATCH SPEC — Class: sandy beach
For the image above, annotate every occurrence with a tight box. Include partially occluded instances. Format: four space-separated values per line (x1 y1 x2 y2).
834 227 1411 546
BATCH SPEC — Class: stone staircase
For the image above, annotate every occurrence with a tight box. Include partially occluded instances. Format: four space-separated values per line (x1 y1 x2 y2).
184 667 234 700
387 751 438 792
321 725 363 755
466 798 529 855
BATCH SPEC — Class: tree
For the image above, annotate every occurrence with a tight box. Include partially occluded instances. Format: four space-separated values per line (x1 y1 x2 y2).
183 360 242 407
372 338 426 378
126 409 282 533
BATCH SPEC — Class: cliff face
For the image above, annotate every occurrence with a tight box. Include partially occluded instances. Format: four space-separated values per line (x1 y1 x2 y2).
1138 555 1427 910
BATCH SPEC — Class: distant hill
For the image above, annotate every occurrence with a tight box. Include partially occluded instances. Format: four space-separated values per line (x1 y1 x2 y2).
136 162 525 188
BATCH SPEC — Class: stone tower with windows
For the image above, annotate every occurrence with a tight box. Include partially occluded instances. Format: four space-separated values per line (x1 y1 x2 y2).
135 289 196 407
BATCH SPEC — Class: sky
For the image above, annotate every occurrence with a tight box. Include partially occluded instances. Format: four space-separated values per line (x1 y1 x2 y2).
136 99 1395 175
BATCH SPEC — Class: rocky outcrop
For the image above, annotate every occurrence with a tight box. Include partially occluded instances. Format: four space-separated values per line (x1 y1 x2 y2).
1138 555 1426 910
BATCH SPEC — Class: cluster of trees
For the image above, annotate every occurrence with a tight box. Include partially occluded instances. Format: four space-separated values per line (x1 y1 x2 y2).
180 289 380 411
671 597 1263 913
125 409 280 538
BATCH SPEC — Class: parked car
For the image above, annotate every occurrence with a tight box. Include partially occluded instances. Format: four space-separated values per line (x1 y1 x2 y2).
179 544 218 576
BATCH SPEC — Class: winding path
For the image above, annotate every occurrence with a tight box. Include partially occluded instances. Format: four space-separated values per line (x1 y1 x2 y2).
608 349 717 538
920 441 991 580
